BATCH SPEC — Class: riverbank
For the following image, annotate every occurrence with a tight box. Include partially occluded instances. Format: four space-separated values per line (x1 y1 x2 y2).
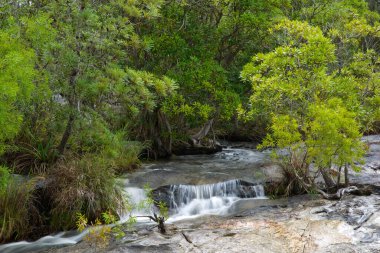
1 136 379 253
43 135 380 252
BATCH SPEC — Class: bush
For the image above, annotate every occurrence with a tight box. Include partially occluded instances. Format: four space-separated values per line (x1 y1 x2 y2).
104 139 143 175
48 155 125 230
12 139 57 175
71 117 143 174
0 166 10 193
0 175 39 242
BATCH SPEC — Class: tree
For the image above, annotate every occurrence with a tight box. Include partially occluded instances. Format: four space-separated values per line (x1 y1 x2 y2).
10 0 176 158
139 0 283 143
0 20 36 154
243 20 366 193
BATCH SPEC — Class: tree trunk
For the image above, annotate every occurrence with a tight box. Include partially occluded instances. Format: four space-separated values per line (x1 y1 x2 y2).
57 113 74 156
319 167 336 190
57 68 78 156
137 214 166 234
157 216 166 234
336 166 342 190
140 109 172 159
344 164 349 187
157 110 172 155
191 118 214 145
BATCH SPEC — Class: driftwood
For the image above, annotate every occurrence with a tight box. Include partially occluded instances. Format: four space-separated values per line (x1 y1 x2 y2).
317 186 359 200
354 212 374 230
181 232 193 244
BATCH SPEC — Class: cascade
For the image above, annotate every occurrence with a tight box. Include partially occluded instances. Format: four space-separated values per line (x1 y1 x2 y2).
155 180 266 219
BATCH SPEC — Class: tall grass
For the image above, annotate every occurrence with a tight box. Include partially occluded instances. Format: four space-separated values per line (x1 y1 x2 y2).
13 139 57 175
48 155 125 230
0 174 39 242
0 166 10 192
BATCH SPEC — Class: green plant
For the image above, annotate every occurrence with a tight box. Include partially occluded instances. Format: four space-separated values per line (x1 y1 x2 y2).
134 184 169 234
76 211 126 250
48 155 125 230
70 118 143 174
0 177 39 242
13 138 57 175
0 166 10 193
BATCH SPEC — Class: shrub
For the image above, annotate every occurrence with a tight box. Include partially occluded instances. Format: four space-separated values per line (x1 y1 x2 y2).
71 116 143 174
105 139 143 175
13 139 57 175
48 155 125 230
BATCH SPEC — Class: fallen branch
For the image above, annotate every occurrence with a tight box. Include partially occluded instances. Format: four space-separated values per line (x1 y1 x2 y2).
354 212 374 230
136 214 166 234
181 232 193 244
317 186 359 200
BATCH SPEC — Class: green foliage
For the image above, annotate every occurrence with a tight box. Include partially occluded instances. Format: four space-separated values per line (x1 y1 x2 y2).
76 213 88 233
341 50 380 132
142 184 168 219
144 0 282 135
0 167 10 193
306 98 365 170
13 133 57 175
1 0 380 241
241 19 336 121
76 210 127 249
244 20 368 189
0 23 36 154
259 115 301 150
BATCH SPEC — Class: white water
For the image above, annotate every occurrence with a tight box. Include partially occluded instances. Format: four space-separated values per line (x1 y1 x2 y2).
121 187 152 222
167 180 265 221
0 231 87 253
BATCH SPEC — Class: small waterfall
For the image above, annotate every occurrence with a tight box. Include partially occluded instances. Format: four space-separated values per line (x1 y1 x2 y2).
169 179 265 209
121 187 151 222
162 180 265 220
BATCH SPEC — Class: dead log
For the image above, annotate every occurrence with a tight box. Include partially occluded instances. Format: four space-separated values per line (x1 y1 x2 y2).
317 186 359 200
191 119 214 145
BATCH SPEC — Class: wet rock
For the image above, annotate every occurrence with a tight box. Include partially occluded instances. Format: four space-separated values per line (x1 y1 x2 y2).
172 141 222 156
363 161 380 171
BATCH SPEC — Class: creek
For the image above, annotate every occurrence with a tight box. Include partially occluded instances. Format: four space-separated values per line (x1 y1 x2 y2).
0 147 280 253
1 137 379 253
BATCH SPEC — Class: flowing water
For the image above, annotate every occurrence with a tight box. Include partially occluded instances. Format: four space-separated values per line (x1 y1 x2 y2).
0 147 274 253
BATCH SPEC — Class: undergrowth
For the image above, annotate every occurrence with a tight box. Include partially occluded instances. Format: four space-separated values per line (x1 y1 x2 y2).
48 155 126 230
0 171 40 242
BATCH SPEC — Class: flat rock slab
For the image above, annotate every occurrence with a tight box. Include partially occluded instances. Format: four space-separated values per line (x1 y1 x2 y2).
44 194 380 253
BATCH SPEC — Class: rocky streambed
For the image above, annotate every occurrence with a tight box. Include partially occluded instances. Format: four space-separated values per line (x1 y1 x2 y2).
2 136 380 253
41 194 380 253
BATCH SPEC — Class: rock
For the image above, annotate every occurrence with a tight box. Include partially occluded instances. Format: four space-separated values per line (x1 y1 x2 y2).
364 161 380 171
172 142 222 156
